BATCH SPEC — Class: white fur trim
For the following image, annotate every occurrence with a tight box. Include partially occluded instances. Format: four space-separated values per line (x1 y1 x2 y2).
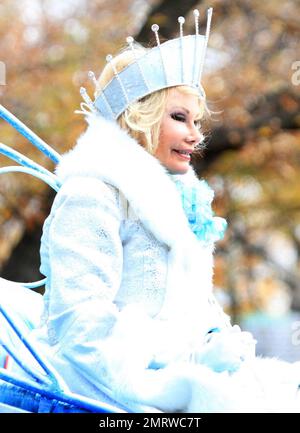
55 115 216 338
56 115 194 249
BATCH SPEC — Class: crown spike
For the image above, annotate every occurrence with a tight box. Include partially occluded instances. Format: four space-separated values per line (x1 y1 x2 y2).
80 87 93 106
193 9 200 36
178 16 185 39
79 87 98 114
88 70 98 97
127 36 150 92
151 24 160 46
88 70 97 87
151 23 168 85
197 7 213 84
192 10 200 84
126 36 134 48
106 54 113 65
106 54 129 104
205 7 213 40
178 16 185 82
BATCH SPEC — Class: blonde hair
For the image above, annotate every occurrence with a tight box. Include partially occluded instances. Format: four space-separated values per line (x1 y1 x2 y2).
96 45 208 154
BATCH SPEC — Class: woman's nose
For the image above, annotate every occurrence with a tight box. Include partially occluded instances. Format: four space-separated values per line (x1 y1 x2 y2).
186 125 202 145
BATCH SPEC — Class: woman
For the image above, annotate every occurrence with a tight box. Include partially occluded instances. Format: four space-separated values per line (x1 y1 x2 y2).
5 9 300 412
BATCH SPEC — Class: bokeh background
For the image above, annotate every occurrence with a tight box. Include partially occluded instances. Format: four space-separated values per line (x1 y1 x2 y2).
0 0 299 361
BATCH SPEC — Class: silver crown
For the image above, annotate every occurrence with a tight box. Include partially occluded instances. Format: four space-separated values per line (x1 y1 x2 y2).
78 8 213 121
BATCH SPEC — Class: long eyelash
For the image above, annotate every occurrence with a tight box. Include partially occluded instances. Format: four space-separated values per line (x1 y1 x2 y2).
171 113 186 122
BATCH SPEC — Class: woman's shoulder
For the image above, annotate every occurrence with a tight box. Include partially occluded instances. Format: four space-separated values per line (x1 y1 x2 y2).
52 176 121 214
60 175 119 197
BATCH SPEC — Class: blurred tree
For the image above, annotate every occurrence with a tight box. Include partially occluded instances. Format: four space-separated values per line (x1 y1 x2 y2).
135 0 201 41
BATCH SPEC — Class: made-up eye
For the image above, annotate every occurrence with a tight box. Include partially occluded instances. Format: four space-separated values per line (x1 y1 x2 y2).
171 112 186 122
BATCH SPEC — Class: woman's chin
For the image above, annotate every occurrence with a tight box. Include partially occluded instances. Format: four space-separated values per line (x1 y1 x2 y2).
167 163 190 175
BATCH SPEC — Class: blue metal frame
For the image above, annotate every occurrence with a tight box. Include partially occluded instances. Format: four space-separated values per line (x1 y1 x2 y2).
0 105 62 289
0 142 61 189
0 303 130 413
0 369 127 413
0 104 61 164
0 166 57 289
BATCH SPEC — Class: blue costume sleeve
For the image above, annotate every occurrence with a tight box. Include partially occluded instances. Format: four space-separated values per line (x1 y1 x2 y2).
39 177 126 386
42 176 123 310
39 177 178 402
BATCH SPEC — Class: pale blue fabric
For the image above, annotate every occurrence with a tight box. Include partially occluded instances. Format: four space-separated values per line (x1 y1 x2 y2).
173 177 227 244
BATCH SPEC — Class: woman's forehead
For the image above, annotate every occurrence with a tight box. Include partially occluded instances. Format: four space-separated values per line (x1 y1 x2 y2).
166 88 202 114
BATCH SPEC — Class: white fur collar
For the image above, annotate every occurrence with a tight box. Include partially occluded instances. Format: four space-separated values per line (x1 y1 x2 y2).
56 115 215 332
55 114 198 250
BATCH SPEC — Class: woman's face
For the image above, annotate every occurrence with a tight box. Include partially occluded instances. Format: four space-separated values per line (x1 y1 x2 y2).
155 88 202 174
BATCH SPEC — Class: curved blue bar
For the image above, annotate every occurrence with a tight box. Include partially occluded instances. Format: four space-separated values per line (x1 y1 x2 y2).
0 304 68 392
22 278 47 289
0 165 61 192
0 142 59 186
0 166 60 289
0 104 61 164
0 341 50 386
0 278 46 290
